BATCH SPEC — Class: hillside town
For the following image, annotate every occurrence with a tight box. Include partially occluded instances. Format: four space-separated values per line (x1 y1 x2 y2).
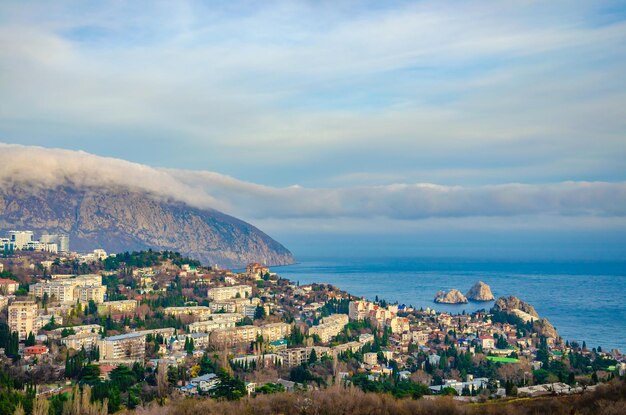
0 230 623 414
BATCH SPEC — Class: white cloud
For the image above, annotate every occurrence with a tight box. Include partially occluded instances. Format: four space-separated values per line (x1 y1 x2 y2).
1 144 624 228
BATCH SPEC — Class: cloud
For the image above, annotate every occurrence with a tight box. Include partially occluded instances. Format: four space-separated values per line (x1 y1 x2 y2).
0 1 625 187
2 143 625 226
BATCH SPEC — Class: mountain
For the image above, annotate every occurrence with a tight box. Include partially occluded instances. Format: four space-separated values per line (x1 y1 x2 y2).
0 182 294 268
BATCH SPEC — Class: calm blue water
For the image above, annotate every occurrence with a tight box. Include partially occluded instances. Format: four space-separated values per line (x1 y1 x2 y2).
275 257 626 352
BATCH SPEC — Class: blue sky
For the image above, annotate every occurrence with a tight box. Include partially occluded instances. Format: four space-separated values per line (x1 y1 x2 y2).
1 1 625 257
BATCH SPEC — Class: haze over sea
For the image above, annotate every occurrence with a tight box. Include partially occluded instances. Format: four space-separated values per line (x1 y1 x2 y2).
276 256 626 352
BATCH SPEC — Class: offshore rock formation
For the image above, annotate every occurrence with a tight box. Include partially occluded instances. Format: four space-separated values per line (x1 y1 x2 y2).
0 183 294 269
493 295 559 339
466 281 495 301
434 289 468 304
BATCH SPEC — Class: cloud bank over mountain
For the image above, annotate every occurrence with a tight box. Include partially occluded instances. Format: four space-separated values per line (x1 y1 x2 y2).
2 144 625 226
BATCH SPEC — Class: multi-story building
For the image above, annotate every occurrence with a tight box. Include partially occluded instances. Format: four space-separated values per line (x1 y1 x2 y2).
385 316 410 334
246 263 270 279
50 324 102 338
30 274 104 304
40 234 69 252
76 285 106 304
8 301 37 340
34 314 64 331
97 300 138 315
259 322 291 342
0 295 8 311
308 314 349 343
62 333 100 351
363 352 378 365
188 319 237 334
278 346 330 367
0 278 19 295
207 285 252 301
211 325 260 346
8 231 34 249
30 282 75 303
98 333 146 361
164 306 212 318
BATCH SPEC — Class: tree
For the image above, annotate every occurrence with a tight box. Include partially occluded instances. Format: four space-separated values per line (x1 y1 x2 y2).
25 332 35 347
157 364 168 403
309 348 318 364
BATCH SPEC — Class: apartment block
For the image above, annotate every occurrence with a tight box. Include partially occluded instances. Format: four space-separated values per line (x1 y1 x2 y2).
164 306 211 318
0 278 19 295
259 322 291 342
207 285 252 301
188 319 237 334
97 300 138 315
34 314 64 331
308 314 349 343
278 346 330 367
62 333 100 351
76 285 106 304
8 301 37 340
30 282 75 303
98 333 146 361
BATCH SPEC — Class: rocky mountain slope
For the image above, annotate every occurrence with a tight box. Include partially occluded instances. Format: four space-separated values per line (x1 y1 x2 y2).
0 182 294 268
493 295 558 338
466 281 495 301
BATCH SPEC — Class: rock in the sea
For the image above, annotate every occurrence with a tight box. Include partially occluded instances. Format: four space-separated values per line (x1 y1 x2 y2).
434 289 468 304
466 281 495 301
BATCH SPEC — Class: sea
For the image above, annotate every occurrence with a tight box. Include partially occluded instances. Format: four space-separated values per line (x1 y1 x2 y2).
274 256 626 352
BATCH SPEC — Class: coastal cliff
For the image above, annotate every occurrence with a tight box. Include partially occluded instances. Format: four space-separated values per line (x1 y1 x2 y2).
493 295 558 338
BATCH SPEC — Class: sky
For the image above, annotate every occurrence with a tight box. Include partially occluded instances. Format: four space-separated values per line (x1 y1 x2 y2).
1 1 625 259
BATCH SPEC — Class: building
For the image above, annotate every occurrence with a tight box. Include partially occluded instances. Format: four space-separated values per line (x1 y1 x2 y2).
97 300 138 315
480 336 495 350
30 282 75 303
188 319 237 334
308 314 348 343
164 306 211 318
24 345 49 356
363 352 378 365
76 285 106 304
40 234 69 252
246 263 269 278
211 325 259 346
62 333 100 351
278 346 330 367
385 316 410 334
207 285 252 301
0 278 19 295
98 332 146 361
8 231 34 249
0 296 8 311
34 314 63 331
30 275 104 304
259 322 291 342
8 301 37 340
189 373 220 393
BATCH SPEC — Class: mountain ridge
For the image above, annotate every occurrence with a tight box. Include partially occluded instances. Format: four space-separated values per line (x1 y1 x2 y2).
0 181 294 268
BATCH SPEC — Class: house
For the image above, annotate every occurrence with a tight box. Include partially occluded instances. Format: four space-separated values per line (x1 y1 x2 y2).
24 345 48 356
480 336 495 350
190 373 220 393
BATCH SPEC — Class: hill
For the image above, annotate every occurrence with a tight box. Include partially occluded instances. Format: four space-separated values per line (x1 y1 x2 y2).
0 182 294 268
